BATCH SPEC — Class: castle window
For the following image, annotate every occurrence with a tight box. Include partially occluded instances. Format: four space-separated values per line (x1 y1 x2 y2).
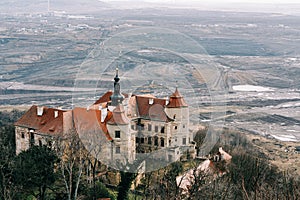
116 146 120 154
141 138 144 144
155 126 158 132
131 124 135 130
115 130 121 138
160 127 165 133
136 137 140 144
21 132 25 139
148 124 152 131
39 140 42 146
160 138 164 147
183 124 186 128
148 137 152 145
30 132 35 147
175 126 177 130
168 155 172 162
154 136 158 146
182 137 186 145
173 114 176 119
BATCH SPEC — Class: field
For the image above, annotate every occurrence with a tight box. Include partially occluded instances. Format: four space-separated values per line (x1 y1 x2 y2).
0 3 299 142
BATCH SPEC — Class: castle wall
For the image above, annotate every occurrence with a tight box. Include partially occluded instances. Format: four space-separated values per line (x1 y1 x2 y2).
106 123 136 164
165 107 190 147
15 126 55 154
15 126 30 154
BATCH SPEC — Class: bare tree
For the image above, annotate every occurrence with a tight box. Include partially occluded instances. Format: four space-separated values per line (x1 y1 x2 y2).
56 128 87 200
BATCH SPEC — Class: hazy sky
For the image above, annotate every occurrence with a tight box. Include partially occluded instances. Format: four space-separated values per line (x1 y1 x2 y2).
102 0 300 4
101 0 300 15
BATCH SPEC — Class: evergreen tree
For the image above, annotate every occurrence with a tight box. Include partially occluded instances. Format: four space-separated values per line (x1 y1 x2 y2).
13 145 59 200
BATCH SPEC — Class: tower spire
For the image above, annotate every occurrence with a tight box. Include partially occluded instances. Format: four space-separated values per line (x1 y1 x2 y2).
114 67 120 83
110 67 124 106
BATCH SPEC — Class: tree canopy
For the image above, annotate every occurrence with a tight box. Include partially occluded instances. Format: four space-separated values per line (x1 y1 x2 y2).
13 145 59 200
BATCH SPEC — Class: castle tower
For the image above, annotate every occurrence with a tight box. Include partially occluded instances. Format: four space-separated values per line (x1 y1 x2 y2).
106 69 135 164
165 87 190 147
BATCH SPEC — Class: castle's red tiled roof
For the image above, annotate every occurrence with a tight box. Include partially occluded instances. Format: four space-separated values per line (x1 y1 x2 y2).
93 91 129 106
93 91 113 105
167 88 188 108
107 104 130 125
135 95 172 122
72 107 113 141
14 105 65 133
37 112 64 136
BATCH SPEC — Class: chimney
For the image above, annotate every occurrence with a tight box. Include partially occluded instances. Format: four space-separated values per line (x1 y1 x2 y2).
101 108 108 123
37 106 44 116
54 110 58 118
165 98 169 105
149 99 154 105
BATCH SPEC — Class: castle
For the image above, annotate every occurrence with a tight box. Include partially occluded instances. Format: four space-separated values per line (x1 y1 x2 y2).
14 69 195 168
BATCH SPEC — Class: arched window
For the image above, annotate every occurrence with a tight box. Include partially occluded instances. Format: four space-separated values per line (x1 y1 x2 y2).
148 124 152 131
154 136 158 146
160 137 164 147
148 137 152 145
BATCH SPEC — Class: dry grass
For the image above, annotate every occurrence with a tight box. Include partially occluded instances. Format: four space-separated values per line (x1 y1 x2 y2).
246 134 300 176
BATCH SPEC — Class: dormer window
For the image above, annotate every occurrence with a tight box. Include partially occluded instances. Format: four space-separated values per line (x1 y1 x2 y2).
149 98 154 105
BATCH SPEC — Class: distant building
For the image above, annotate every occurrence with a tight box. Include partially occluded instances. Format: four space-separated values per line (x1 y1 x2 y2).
15 69 195 166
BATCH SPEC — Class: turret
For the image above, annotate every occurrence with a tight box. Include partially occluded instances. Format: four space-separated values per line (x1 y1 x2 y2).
165 87 190 147
110 68 124 106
